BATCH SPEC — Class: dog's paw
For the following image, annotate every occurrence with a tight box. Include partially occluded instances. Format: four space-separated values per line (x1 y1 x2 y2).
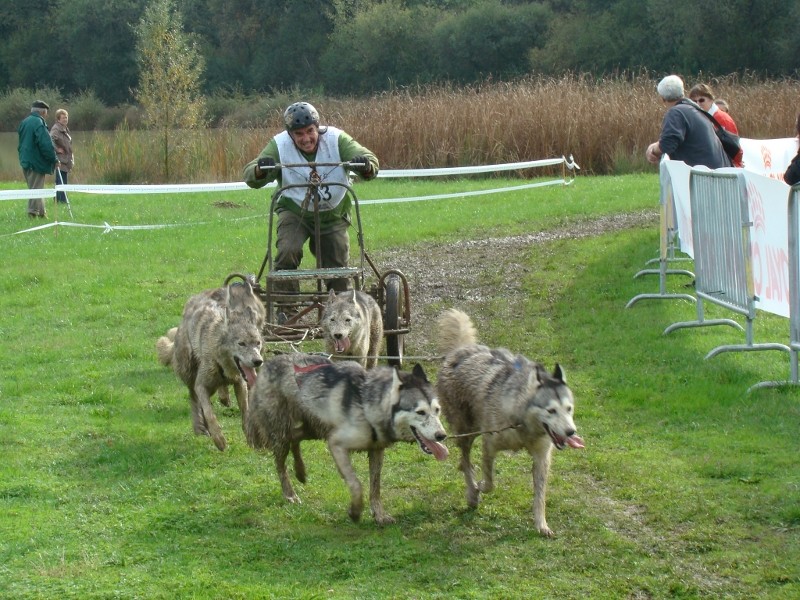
536 522 555 538
478 479 494 493
348 505 363 522
217 387 232 407
284 494 302 504
294 466 307 484
374 513 396 526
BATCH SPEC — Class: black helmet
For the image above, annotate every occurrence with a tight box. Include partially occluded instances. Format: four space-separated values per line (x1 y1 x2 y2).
283 102 320 131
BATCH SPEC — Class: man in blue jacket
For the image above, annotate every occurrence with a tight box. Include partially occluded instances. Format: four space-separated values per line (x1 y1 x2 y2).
18 100 57 218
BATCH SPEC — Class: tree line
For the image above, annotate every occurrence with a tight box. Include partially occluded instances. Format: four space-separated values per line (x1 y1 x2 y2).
2 0 797 107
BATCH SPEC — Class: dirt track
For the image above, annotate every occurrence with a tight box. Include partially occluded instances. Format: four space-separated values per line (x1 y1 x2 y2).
369 209 657 355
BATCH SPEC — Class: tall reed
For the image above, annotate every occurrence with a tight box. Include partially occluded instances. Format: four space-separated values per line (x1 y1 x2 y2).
3 73 799 182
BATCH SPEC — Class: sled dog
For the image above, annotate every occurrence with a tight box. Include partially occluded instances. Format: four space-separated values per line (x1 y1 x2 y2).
157 278 265 451
321 289 383 368
436 308 584 537
246 353 448 524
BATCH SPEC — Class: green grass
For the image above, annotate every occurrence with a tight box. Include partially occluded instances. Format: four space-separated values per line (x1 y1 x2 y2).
1 174 798 599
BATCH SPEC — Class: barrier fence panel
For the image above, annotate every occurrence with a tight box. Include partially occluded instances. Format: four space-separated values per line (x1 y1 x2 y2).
788 184 800 383
626 162 695 308
663 170 790 368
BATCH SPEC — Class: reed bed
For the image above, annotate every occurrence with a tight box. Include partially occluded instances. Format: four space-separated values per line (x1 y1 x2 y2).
5 73 799 183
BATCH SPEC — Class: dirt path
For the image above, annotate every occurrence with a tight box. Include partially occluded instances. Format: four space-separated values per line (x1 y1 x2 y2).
369 209 657 354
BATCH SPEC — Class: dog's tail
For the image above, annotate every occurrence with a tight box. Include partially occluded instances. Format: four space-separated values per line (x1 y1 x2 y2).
436 309 477 354
155 327 178 367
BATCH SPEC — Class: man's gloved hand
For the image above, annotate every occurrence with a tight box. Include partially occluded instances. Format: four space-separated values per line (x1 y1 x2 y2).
349 155 371 175
257 156 276 175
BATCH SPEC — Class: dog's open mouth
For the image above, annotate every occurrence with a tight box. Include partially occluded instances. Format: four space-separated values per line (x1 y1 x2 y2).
333 336 351 354
411 427 449 461
235 357 258 388
544 424 585 450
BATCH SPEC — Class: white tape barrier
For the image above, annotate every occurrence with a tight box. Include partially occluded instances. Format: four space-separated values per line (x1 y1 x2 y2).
0 188 57 200
3 214 263 237
0 157 579 202
1 157 579 236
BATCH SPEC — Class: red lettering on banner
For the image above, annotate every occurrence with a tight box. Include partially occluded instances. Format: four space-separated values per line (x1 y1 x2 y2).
760 145 772 170
752 242 763 295
746 180 766 233
765 245 789 303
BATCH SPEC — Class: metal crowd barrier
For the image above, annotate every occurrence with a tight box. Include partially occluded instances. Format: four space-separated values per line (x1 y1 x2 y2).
757 183 800 390
626 163 695 308
663 171 790 381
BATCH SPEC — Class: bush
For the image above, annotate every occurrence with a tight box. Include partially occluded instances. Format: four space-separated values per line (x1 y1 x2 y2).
68 90 106 130
0 86 65 131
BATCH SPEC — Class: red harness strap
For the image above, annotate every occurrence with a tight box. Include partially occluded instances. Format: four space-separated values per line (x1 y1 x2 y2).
293 362 329 375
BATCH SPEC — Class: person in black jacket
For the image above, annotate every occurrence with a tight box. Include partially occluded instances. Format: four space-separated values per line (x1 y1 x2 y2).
784 112 800 186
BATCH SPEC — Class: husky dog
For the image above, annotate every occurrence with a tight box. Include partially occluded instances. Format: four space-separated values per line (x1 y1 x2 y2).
246 353 448 524
157 279 266 451
436 309 584 537
321 289 383 368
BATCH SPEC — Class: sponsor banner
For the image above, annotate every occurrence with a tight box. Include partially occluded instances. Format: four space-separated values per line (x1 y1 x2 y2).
740 137 799 181
663 149 792 317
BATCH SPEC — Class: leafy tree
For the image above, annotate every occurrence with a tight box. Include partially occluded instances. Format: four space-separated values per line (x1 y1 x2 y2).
321 0 441 94
434 1 552 82
134 0 205 180
53 0 144 105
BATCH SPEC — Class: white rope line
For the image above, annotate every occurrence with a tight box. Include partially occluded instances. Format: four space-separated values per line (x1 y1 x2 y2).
0 157 579 201
360 178 567 205
1 157 579 236
0 213 264 238
0 189 57 200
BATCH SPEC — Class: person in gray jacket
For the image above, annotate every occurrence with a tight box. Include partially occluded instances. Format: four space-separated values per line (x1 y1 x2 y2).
645 75 730 169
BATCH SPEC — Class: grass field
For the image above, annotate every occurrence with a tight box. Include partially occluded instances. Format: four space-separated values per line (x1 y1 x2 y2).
1 174 799 599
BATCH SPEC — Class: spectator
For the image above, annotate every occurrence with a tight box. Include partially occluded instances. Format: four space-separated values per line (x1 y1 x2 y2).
716 98 730 113
243 101 379 294
646 75 730 169
49 108 74 204
689 84 743 167
18 100 57 218
784 112 800 186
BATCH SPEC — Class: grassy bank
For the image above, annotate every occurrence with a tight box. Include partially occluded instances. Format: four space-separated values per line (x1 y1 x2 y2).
1 174 798 598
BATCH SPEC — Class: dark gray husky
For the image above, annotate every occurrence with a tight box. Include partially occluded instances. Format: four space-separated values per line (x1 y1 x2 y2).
436 308 584 537
246 353 448 524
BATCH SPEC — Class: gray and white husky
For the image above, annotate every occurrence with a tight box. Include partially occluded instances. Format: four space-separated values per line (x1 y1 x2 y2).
321 289 383 368
436 308 584 537
246 353 448 525
157 278 265 451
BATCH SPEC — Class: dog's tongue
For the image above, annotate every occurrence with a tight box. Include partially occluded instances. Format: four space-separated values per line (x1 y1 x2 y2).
334 337 351 353
241 365 257 388
566 435 585 449
422 437 449 461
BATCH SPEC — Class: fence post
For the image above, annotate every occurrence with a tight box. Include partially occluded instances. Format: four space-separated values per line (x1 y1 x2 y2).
626 160 695 308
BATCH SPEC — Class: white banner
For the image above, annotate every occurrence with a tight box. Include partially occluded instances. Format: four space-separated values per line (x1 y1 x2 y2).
740 137 799 181
663 136 796 317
